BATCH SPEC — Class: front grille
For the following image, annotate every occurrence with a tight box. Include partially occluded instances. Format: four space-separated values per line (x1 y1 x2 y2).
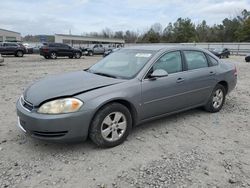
20 96 34 111
32 131 68 138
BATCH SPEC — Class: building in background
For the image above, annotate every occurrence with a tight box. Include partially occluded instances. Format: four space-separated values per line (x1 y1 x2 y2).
0 28 21 42
55 34 125 48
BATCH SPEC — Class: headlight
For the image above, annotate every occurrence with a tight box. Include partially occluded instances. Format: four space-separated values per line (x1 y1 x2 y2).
38 98 83 114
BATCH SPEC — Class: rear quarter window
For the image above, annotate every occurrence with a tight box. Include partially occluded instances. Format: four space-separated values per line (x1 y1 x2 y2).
207 55 219 66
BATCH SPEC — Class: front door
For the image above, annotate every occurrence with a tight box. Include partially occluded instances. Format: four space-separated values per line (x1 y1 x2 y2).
141 51 189 119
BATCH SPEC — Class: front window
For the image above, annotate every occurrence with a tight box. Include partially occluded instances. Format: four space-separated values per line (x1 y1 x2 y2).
88 49 155 79
153 51 183 74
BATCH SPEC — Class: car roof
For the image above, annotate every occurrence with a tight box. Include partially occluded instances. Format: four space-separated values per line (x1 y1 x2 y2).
123 45 207 52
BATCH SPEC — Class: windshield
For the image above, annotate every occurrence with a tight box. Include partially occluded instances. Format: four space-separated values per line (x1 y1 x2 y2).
88 49 156 79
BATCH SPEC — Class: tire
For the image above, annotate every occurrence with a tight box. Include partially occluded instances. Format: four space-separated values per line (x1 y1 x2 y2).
74 52 81 59
16 51 23 57
69 55 73 59
89 103 132 148
204 84 226 113
88 51 93 56
50 52 57 59
44 55 49 59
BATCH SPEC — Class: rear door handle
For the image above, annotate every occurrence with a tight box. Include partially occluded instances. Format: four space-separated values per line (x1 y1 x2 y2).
176 77 185 83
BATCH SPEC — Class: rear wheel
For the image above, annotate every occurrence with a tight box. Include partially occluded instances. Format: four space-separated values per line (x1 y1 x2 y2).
89 103 132 148
16 50 23 57
204 84 226 113
50 52 57 59
69 55 73 59
44 55 50 59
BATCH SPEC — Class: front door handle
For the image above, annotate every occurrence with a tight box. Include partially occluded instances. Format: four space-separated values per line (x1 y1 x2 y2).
176 77 185 83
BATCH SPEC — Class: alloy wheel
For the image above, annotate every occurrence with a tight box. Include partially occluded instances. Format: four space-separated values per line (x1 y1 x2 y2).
17 51 23 57
212 89 224 109
101 112 127 142
51 52 57 59
75 53 81 59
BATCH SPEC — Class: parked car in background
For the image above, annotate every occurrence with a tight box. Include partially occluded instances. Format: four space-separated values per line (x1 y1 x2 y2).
0 54 4 64
0 42 26 57
32 44 43 54
103 48 121 57
210 48 230 58
40 43 82 59
80 47 94 56
16 46 237 147
22 43 33 54
80 44 106 56
245 54 250 62
91 44 106 55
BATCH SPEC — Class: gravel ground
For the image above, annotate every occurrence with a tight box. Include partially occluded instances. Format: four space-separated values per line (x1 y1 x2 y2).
0 54 249 188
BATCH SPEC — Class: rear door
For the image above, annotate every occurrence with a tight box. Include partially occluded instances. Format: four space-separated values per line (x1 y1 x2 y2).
181 50 217 106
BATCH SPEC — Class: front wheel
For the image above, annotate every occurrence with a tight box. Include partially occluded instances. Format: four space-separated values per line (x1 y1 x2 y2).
16 51 23 57
74 52 81 59
204 84 226 113
89 103 132 148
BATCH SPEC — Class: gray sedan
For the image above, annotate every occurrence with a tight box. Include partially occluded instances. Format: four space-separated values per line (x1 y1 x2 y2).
16 46 237 147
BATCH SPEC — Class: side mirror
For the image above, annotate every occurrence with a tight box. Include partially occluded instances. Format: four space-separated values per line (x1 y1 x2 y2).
149 69 168 79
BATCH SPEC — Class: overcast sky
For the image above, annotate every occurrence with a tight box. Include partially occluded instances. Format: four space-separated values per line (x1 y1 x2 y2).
0 0 249 36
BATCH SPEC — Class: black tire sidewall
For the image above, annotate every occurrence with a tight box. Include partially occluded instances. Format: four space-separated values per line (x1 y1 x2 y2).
205 84 226 113
89 103 132 148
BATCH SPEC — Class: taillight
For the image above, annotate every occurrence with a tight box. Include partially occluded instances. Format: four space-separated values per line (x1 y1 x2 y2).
234 65 237 76
43 47 49 52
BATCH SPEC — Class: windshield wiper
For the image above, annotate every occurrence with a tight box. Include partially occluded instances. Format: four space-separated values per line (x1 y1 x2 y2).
93 72 117 78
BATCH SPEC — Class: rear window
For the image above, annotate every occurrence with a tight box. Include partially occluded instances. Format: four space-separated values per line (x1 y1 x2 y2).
183 51 208 70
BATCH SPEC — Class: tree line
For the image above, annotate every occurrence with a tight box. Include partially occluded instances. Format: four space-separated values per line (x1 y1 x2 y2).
86 9 250 43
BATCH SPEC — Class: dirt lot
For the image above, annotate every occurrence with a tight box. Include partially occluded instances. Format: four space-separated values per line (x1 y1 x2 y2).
0 54 249 188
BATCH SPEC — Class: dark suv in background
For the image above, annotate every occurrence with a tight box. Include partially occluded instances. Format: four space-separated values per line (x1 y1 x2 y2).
40 43 82 59
0 42 26 57
209 48 230 58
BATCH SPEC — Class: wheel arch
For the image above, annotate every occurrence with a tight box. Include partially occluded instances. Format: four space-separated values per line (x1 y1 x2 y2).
218 80 228 94
90 98 138 128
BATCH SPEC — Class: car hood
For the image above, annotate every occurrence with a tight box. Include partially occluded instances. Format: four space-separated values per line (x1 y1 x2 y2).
24 71 124 106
